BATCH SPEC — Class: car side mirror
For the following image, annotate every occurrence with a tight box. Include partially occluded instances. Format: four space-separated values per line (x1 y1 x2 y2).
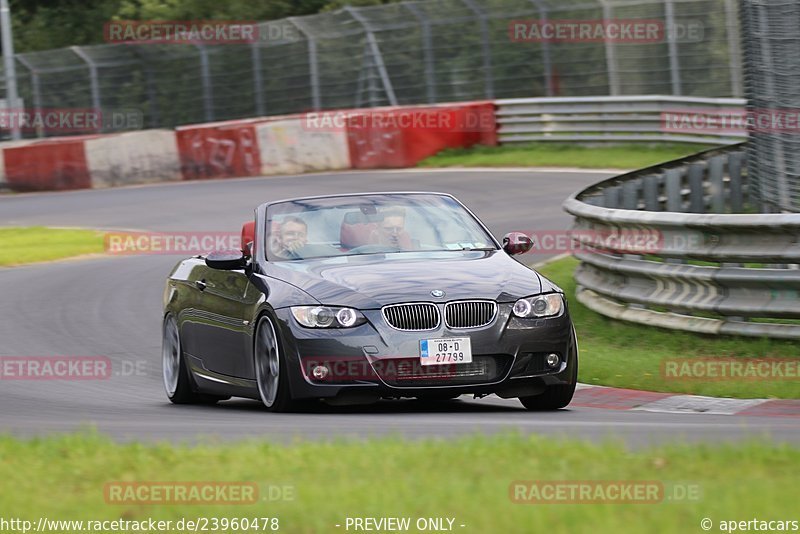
502 232 533 256
206 250 246 270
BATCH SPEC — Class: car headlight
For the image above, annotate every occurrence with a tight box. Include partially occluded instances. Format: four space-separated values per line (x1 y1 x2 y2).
291 306 366 328
512 294 564 318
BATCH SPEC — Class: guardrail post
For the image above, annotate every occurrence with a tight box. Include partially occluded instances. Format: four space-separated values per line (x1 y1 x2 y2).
728 152 744 212
462 0 495 99
622 181 639 210
644 175 660 211
665 168 683 212
687 163 705 213
708 155 725 213
603 186 621 208
288 18 321 111
404 2 436 104
346 6 398 106
71 46 102 132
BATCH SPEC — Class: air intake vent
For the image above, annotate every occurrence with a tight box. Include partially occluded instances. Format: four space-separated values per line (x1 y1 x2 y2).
382 303 440 331
444 300 497 329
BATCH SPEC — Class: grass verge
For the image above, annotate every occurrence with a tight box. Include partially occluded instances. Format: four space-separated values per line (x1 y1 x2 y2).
0 226 106 266
0 432 797 533
538 256 799 398
419 142 719 169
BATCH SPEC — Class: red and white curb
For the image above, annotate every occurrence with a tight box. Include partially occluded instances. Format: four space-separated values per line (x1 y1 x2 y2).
571 384 800 417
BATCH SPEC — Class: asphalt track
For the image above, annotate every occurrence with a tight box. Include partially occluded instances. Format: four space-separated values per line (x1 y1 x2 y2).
1 169 798 446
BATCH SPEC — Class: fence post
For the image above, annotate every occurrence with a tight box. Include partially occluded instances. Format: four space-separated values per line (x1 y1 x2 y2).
288 18 321 111
71 46 102 132
1 0 20 140
194 44 214 123
597 0 620 96
345 6 398 106
530 0 554 97
16 55 43 137
724 0 743 97
251 41 265 116
664 0 682 95
404 2 436 104
462 0 494 99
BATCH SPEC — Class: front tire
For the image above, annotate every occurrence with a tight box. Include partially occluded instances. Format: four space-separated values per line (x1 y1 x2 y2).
162 314 225 404
518 327 579 411
254 315 295 412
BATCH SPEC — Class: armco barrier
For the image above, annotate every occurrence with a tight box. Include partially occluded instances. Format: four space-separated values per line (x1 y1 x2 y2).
563 143 800 340
257 119 351 175
497 96 746 145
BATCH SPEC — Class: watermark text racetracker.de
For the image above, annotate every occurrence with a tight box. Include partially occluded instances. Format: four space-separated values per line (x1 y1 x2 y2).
663 358 800 381
509 480 702 504
0 356 146 380
104 231 242 256
508 19 703 43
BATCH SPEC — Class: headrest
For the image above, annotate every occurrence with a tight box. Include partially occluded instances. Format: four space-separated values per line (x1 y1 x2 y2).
340 211 378 249
241 221 255 256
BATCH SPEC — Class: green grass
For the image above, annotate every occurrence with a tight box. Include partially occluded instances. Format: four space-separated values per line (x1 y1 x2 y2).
538 257 800 398
0 226 106 266
419 143 719 169
0 432 797 533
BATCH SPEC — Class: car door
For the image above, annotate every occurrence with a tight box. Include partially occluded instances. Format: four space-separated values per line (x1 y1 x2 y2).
190 265 252 378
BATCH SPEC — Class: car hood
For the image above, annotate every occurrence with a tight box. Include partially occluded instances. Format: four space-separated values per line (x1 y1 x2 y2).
264 250 543 309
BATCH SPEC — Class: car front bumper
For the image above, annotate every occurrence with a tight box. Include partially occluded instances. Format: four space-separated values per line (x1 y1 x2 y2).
274 302 577 402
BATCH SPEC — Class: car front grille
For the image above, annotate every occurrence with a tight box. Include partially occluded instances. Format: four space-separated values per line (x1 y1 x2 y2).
382 303 439 331
444 300 497 329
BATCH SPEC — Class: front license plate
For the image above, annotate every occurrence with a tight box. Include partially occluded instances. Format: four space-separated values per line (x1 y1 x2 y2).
419 337 472 366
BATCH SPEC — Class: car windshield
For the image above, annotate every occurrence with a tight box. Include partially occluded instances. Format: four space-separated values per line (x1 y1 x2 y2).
265 194 496 261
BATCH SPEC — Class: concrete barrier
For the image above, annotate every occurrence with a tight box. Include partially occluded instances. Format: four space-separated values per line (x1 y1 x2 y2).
3 136 96 191
176 120 261 180
257 118 350 175
0 101 498 191
347 102 497 169
85 130 182 188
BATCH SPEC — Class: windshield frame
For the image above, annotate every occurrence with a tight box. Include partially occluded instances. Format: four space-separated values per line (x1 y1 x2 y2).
259 192 500 263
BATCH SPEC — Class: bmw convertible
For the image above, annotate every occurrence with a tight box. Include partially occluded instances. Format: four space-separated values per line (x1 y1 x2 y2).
162 192 578 412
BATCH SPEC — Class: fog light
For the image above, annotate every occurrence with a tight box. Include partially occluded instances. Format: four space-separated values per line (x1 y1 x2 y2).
312 365 330 380
545 353 560 368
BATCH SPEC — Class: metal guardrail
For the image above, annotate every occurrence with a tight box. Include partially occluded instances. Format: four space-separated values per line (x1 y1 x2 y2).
497 96 747 145
562 143 800 340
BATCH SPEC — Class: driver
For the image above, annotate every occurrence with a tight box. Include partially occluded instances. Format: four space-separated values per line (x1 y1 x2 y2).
275 216 308 259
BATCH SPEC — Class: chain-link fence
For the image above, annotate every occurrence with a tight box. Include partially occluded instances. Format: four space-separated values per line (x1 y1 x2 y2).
0 0 741 138
741 0 800 213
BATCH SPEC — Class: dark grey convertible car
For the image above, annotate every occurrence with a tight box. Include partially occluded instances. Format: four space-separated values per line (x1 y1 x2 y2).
162 192 578 412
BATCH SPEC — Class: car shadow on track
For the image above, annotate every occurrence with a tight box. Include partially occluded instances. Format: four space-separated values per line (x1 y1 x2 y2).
210 396 528 414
